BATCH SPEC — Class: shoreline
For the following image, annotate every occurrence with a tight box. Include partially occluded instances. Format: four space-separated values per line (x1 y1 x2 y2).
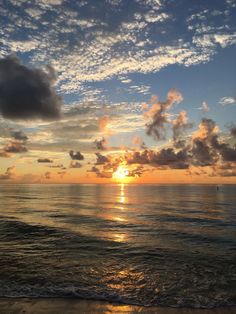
0 298 235 314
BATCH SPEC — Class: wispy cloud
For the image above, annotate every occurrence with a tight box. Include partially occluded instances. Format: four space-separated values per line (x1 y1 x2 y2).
0 0 235 97
219 96 236 106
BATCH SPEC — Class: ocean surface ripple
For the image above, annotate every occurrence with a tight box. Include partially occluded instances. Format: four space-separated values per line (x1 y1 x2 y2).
0 184 235 308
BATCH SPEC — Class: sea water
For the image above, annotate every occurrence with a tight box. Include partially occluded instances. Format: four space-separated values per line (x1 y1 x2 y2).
0 184 235 308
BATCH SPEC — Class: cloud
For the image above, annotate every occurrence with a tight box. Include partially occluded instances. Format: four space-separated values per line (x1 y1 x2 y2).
219 97 236 106
70 161 82 168
127 165 145 177
57 170 66 178
88 163 114 178
211 162 236 177
11 130 28 141
98 115 110 133
88 166 100 173
145 89 183 140
211 135 236 162
0 127 28 155
3 141 28 153
132 136 146 149
190 118 236 166
125 150 150 165
69 150 84 160
192 118 218 140
81 114 236 179
94 137 107 150
39 0 63 5
96 170 113 178
49 118 99 140
119 76 132 84
191 139 216 166
154 147 189 169
191 118 219 166
95 152 110 165
96 171 113 179
126 147 189 169
37 158 53 163
0 151 11 157
0 56 62 120
198 101 209 112
49 163 64 168
144 12 169 23
128 84 151 95
0 166 15 180
1 0 235 97
172 111 193 145
124 117 236 173
44 171 51 179
230 126 236 138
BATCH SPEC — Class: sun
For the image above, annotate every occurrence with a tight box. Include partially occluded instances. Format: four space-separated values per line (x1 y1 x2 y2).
113 165 129 182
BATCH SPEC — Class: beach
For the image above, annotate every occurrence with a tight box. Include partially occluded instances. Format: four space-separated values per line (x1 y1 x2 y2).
0 299 235 314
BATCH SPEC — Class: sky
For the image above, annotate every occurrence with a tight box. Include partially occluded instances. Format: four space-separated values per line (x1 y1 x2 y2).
0 0 236 184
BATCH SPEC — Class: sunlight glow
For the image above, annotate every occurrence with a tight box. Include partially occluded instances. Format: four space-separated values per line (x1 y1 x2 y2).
113 165 129 182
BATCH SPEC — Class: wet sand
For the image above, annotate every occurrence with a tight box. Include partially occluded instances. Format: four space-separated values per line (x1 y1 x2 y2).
0 298 235 314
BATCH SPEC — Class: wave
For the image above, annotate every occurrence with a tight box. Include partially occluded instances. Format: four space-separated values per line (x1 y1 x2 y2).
0 185 235 308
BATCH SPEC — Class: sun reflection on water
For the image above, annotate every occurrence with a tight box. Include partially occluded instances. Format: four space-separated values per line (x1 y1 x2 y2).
118 183 127 205
113 233 126 242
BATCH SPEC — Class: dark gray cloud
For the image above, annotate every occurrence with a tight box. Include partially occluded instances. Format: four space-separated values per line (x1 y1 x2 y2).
38 158 53 163
69 150 84 160
191 118 218 166
126 150 150 164
211 135 236 162
0 127 29 155
126 147 189 169
95 152 110 165
221 147 236 162
11 130 28 142
0 128 28 156
145 89 183 140
0 56 62 120
49 164 65 169
127 165 145 177
191 139 216 166
94 137 107 150
190 118 236 164
230 126 236 138
211 162 236 177
126 117 236 173
154 148 189 169
172 111 193 145
88 166 100 173
4 141 28 153
70 161 82 168
189 118 236 169
88 164 113 178
146 108 168 140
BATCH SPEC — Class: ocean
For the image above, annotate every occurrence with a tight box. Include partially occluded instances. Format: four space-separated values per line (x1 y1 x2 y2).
0 184 235 308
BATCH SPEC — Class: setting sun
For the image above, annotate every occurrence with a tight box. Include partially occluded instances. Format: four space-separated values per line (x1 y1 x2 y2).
112 165 129 182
